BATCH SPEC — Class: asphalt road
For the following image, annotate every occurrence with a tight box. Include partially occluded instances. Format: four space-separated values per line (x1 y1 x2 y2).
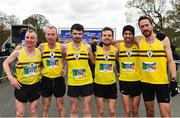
0 79 180 117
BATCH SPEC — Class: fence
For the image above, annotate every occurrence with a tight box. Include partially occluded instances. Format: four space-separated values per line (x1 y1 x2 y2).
0 56 16 82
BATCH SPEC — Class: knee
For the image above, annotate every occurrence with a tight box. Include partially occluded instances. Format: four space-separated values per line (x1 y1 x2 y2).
146 107 154 117
16 110 24 117
56 103 64 111
109 108 116 116
30 107 38 115
124 108 131 116
98 108 104 116
43 103 50 111
132 109 138 116
83 106 91 114
71 106 78 114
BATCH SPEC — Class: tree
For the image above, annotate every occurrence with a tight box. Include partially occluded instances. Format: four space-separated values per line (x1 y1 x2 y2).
0 11 21 46
126 0 180 47
165 0 180 44
23 14 50 45
127 0 167 31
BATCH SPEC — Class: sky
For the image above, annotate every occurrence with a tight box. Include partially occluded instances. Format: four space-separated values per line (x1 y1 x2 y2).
0 0 139 39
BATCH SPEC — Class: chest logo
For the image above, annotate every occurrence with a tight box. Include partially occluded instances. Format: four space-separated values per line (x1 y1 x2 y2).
29 63 35 67
147 51 153 57
50 52 55 58
74 53 80 60
104 54 109 61
126 50 132 57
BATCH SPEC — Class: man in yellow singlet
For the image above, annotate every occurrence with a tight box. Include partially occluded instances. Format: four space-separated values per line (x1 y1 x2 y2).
64 23 95 117
135 16 177 117
38 26 66 117
117 25 141 117
3 30 42 117
94 27 118 117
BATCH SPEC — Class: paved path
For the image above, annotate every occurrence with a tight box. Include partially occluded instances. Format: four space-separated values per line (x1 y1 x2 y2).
0 79 180 117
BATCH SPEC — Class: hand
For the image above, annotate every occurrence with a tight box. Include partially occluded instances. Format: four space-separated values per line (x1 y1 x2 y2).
60 69 66 76
169 81 178 97
9 77 22 89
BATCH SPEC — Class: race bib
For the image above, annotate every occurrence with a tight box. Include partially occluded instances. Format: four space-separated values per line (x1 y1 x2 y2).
122 62 135 72
46 58 59 68
72 69 87 78
23 63 39 76
142 62 157 72
99 64 113 72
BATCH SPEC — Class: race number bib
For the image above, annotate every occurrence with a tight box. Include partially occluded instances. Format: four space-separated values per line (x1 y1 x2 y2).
72 69 87 78
142 62 157 72
122 62 135 72
99 64 113 72
23 63 39 76
46 58 59 68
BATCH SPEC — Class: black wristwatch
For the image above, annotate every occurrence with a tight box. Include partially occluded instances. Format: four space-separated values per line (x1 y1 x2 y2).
171 77 177 82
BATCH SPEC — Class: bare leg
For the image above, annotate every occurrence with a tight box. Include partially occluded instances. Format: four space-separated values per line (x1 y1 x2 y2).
42 96 52 117
159 103 171 117
29 99 39 117
56 97 66 117
108 99 116 117
96 97 105 117
131 96 140 117
83 95 92 117
15 99 25 118
144 101 155 117
121 95 131 117
69 97 79 117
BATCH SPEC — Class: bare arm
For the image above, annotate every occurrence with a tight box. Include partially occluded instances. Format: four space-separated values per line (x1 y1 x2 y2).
38 43 45 55
86 44 95 64
3 50 22 89
112 39 123 45
114 45 119 61
162 37 176 80
60 44 68 76
134 36 142 46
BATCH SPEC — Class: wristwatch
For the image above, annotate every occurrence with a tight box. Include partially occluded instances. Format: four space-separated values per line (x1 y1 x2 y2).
171 77 177 82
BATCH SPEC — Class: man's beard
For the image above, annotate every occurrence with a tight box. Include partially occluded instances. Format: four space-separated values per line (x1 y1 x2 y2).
73 38 81 43
142 30 152 37
102 41 111 46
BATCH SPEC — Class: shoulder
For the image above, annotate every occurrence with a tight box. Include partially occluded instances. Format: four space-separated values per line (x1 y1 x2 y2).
38 43 45 53
85 43 91 49
10 49 20 58
161 36 170 47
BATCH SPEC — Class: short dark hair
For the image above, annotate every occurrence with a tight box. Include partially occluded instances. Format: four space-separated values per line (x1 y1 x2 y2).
71 23 84 33
91 36 98 40
138 15 153 26
122 25 135 36
101 27 114 37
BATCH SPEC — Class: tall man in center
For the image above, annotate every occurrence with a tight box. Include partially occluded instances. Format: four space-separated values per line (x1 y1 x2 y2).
64 23 95 117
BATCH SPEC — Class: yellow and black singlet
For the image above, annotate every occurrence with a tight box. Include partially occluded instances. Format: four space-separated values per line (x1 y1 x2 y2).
42 42 63 78
16 48 42 85
94 46 116 85
66 42 93 86
119 42 140 81
139 36 168 84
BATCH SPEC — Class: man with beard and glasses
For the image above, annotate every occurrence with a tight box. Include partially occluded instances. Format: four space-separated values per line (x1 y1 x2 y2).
38 26 66 117
63 23 95 117
115 25 141 117
134 15 177 117
94 27 118 117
